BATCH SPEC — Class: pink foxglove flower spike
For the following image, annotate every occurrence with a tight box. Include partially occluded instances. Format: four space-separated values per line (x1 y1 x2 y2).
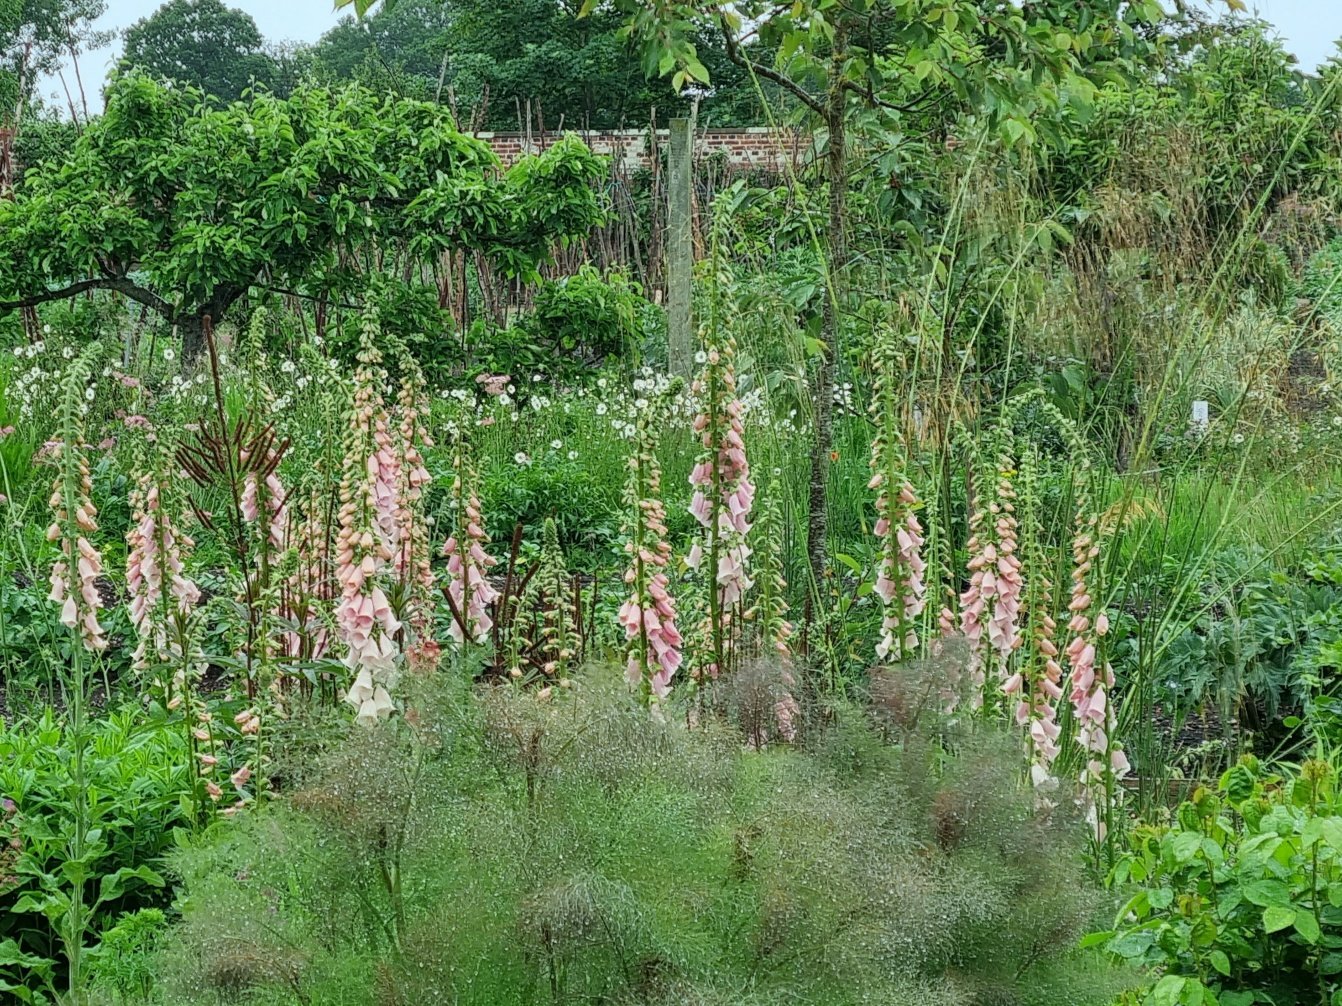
442 435 498 647
687 336 753 679
336 319 402 726
619 395 682 704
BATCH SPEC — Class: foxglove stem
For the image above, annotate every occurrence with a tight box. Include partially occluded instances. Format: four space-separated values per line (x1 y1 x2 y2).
1064 486 1128 840
442 435 497 646
393 362 437 661
868 324 926 664
960 449 1023 709
687 336 753 679
520 517 579 683
748 494 798 740
337 321 401 726
619 401 682 703
126 469 201 699
47 366 107 655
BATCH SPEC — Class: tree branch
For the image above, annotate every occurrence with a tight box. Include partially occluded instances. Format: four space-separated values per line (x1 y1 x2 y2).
715 10 825 117
0 276 175 318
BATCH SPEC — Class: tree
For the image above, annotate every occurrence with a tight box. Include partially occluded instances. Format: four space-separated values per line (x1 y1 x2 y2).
2 0 110 189
121 0 277 102
605 0 1224 637
0 72 607 358
323 0 766 128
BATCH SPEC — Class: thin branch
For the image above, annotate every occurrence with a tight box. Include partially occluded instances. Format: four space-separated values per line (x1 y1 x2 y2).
0 276 174 317
716 9 825 117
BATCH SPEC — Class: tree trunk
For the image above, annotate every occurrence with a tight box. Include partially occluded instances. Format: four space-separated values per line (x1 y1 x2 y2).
803 27 848 645
180 313 207 363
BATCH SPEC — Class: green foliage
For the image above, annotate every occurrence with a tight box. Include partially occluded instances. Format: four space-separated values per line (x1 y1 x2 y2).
87 909 167 1004
322 0 765 127
1099 754 1342 1005
0 710 187 999
1301 237 1342 330
0 74 606 353
117 678 1128 1005
120 0 278 103
527 265 647 361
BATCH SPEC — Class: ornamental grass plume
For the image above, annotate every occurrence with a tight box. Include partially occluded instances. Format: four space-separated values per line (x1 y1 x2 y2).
686 335 753 679
1063 468 1129 839
336 323 401 727
618 395 682 704
46 348 107 654
442 433 498 646
868 324 927 664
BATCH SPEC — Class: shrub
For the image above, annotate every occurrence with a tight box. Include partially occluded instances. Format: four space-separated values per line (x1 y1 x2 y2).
0 710 188 997
124 672 1131 1005
1098 753 1342 1005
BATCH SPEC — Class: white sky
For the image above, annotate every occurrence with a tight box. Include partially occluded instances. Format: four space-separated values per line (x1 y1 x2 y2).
30 0 1342 108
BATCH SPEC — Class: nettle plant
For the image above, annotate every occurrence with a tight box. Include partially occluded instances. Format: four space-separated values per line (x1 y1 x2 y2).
1096 755 1342 1006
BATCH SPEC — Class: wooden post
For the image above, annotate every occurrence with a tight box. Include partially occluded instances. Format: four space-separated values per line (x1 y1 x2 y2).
667 117 693 377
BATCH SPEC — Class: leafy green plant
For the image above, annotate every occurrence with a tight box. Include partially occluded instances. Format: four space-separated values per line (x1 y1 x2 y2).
0 710 186 1001
1098 753 1342 1005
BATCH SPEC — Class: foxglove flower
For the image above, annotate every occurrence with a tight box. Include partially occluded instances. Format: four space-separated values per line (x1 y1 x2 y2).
687 338 753 677
442 438 498 645
336 324 402 726
619 400 682 702
47 353 107 654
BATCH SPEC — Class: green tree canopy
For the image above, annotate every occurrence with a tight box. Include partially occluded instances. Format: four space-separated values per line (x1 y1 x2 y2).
0 72 607 357
120 0 278 102
313 0 767 129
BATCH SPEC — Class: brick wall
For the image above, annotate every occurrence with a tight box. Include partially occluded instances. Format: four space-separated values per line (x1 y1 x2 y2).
476 126 808 173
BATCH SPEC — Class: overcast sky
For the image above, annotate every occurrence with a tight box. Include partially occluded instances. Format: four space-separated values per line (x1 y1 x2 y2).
32 0 1342 107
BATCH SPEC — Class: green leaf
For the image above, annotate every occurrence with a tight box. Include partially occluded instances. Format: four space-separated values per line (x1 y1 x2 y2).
1209 949 1231 976
1263 906 1296 933
1242 880 1291 908
1296 912 1322 944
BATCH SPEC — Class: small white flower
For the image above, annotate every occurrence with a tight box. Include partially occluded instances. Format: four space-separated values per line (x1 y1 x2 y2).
280 359 296 374
1232 433 1245 444
83 387 95 401
597 378 608 389
532 374 543 383
62 346 75 360
163 347 176 362
695 350 707 364
296 376 310 390
514 452 531 466
634 398 649 411
596 403 608 416
567 450 578 461
550 439 562 450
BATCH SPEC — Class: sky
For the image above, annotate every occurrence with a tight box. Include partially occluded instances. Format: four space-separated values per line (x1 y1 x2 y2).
30 0 1342 107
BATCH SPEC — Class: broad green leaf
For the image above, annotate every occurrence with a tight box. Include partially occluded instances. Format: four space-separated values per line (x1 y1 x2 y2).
1263 906 1296 933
